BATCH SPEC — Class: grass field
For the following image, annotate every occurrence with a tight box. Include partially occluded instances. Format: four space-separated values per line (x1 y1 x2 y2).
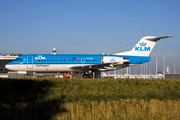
58 99 180 120
1 78 180 120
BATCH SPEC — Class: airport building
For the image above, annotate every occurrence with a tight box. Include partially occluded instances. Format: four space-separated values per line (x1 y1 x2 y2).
0 53 21 72
0 53 21 78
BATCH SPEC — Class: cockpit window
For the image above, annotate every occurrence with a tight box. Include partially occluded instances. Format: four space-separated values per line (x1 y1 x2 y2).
16 58 23 61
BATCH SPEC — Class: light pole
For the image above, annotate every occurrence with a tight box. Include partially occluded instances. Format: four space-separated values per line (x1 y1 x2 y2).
156 54 158 77
129 67 131 75
173 63 176 74
146 63 147 77
126 67 128 78
121 69 122 77
144 63 145 75
162 57 165 75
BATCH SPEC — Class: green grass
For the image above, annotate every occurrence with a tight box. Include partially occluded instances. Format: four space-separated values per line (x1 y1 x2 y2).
1 78 180 102
1 78 180 119
44 78 180 101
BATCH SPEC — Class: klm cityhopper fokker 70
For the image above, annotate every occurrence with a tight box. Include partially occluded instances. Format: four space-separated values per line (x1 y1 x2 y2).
6 36 172 78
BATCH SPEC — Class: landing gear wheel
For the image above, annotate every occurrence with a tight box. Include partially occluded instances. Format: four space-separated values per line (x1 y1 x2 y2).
88 73 93 78
83 74 88 78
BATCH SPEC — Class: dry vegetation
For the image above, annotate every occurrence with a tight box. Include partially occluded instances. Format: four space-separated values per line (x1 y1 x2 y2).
57 99 180 120
0 78 180 120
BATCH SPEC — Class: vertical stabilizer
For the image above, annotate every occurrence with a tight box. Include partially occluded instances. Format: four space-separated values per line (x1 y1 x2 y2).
114 36 172 56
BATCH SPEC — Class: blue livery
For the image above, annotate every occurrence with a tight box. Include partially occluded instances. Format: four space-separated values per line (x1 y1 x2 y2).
5 35 172 78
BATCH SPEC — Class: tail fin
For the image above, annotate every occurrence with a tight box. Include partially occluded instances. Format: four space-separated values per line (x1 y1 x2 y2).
114 36 173 56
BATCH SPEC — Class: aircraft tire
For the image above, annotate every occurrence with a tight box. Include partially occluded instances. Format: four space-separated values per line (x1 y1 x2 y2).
82 74 88 78
88 73 93 78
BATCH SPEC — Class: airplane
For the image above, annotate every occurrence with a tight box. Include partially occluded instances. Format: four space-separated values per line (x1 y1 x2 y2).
5 35 172 78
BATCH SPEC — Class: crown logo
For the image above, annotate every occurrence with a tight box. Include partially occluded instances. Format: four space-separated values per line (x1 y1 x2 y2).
110 58 116 62
139 42 147 46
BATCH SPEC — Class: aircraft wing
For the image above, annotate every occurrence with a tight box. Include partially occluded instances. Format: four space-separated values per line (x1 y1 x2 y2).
70 62 129 72
70 63 114 72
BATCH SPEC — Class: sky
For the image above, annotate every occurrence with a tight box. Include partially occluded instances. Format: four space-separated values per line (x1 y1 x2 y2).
0 0 180 74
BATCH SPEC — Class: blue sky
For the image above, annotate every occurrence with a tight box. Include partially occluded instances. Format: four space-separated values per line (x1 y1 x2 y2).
0 0 180 74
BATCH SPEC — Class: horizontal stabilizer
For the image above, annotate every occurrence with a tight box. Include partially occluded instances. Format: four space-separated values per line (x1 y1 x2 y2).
146 36 173 42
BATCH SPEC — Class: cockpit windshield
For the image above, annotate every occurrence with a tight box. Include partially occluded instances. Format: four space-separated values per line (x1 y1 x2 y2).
15 58 23 61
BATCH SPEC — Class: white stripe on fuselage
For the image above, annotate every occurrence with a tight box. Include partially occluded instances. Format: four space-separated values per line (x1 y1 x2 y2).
6 63 139 72
7 64 95 72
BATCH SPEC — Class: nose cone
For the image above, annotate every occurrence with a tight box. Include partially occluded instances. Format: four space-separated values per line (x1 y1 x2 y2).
5 62 16 70
5 62 20 71
5 64 11 70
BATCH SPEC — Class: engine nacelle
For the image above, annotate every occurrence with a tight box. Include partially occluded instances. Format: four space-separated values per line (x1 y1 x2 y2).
102 56 129 64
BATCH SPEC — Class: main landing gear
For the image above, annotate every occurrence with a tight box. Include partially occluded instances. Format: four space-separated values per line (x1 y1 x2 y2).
82 73 93 78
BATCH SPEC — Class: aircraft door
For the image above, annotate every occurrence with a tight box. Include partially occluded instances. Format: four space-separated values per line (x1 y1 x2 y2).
27 56 33 69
